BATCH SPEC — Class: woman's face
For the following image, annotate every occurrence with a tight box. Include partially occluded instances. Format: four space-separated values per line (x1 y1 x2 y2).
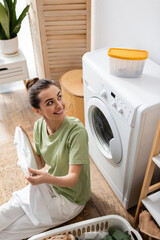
36 85 66 121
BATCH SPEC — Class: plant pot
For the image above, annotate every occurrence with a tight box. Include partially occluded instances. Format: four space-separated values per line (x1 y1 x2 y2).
0 36 18 55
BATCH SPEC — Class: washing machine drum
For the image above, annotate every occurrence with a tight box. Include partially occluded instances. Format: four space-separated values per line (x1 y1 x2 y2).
87 97 122 164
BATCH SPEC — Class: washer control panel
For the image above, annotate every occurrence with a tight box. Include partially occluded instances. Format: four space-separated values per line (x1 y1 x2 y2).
99 86 136 127
113 96 135 126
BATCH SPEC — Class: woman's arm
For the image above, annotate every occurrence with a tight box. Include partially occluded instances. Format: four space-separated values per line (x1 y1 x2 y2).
19 125 45 169
26 165 82 187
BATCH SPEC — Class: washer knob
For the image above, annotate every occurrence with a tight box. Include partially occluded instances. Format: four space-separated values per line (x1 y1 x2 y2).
112 101 116 107
100 89 107 98
118 107 123 114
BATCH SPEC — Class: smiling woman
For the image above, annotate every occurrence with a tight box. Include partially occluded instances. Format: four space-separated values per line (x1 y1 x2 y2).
26 78 66 133
0 78 91 240
35 87 66 132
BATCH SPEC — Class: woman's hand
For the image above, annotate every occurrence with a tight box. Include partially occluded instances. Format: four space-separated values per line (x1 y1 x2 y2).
26 165 82 188
26 168 51 185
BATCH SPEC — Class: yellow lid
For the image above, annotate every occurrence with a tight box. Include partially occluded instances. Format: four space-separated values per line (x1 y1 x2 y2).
108 48 148 60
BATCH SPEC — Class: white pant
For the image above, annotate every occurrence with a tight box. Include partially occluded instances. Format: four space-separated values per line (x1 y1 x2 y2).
0 186 84 240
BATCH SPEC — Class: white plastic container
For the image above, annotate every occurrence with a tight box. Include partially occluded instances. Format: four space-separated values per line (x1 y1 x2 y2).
108 48 148 78
28 215 142 240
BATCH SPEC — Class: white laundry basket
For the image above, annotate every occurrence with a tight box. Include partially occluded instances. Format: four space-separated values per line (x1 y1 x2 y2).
28 215 142 240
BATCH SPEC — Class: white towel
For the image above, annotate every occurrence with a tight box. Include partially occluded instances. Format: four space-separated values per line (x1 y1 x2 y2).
13 126 52 225
14 126 37 175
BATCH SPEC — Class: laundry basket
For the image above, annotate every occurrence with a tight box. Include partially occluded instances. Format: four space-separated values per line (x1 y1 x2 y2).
28 215 142 240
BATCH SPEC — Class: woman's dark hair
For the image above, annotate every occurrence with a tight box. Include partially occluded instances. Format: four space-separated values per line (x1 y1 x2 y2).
26 78 56 109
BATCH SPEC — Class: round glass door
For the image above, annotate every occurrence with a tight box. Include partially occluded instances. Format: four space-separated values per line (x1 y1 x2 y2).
87 98 122 164
92 107 114 155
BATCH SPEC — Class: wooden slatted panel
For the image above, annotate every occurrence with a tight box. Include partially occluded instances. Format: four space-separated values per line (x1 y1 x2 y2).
45 25 86 30
27 0 91 85
44 10 87 17
44 20 86 26
49 59 82 63
43 4 86 10
44 15 86 21
47 44 86 48
43 0 86 4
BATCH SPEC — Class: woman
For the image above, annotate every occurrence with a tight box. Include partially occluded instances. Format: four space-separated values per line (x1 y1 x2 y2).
0 78 91 240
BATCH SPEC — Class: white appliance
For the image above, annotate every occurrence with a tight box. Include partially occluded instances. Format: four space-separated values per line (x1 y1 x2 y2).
0 49 29 85
83 48 160 209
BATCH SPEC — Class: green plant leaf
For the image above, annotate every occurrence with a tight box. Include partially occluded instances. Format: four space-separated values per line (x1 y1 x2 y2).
3 0 17 38
10 0 17 34
0 23 7 39
3 0 13 13
11 4 29 36
0 3 10 39
14 0 17 6
3 0 10 17
0 1 29 39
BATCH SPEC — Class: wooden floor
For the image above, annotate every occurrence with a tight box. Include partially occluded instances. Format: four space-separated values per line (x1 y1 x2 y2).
0 87 135 227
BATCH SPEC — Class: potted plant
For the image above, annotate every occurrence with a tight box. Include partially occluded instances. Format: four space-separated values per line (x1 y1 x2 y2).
0 0 29 55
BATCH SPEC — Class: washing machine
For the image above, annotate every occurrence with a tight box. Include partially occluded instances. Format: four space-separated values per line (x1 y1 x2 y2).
82 48 160 209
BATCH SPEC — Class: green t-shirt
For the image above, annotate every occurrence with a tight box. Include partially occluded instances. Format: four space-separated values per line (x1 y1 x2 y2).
34 116 91 205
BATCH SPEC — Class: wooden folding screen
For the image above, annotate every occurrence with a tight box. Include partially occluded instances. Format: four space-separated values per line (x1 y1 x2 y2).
27 0 91 85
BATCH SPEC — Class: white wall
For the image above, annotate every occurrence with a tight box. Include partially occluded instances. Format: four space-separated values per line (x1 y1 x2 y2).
17 1 37 78
91 0 160 64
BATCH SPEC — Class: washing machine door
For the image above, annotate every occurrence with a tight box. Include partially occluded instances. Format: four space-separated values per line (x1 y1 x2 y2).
87 97 122 164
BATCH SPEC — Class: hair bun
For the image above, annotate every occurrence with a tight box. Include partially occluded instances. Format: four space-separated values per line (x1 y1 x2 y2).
26 78 39 90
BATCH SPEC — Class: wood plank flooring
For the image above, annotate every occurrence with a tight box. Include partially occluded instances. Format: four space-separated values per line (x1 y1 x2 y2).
0 87 135 227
